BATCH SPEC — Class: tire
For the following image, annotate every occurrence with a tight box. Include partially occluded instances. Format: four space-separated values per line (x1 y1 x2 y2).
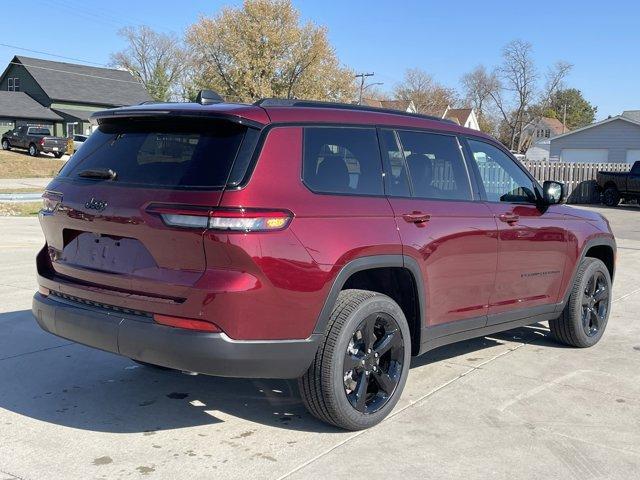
28 144 38 157
602 187 620 207
54 152 64 159
1 139 9 150
298 289 411 430
549 257 611 348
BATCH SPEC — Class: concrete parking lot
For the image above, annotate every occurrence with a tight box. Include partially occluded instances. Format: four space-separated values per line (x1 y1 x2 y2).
1 206 639 480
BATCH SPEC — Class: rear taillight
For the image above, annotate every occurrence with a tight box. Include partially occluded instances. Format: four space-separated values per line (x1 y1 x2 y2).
153 314 222 333
39 138 45 146
208 209 292 231
146 205 293 232
41 191 62 213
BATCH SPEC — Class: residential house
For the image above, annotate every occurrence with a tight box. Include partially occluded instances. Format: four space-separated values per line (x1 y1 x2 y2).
361 98 417 113
547 115 640 163
523 117 570 161
442 107 480 130
0 55 151 137
361 100 482 131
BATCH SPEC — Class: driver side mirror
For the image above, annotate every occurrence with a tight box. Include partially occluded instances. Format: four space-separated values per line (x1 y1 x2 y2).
542 180 565 205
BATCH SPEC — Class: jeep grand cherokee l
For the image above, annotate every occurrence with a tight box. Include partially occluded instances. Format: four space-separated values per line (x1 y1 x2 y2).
32 93 616 430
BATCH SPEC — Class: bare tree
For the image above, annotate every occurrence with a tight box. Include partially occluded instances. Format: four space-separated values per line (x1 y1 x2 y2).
460 65 500 132
111 26 188 102
540 61 573 109
489 40 538 150
393 68 457 116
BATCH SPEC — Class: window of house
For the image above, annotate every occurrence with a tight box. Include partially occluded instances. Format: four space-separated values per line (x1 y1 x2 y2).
467 138 537 203
396 130 472 201
544 129 550 138
7 78 13 91
13 78 20 92
303 127 383 196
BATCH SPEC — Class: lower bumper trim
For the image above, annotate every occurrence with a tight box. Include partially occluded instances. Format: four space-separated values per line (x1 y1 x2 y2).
32 293 320 379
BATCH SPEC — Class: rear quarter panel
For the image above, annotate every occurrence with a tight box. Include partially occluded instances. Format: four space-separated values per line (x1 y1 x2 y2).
217 126 402 339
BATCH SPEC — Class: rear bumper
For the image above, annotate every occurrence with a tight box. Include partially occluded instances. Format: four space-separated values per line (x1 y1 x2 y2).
39 146 66 153
32 293 321 379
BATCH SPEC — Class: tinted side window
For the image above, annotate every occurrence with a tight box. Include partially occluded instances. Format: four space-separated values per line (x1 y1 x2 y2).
467 139 537 203
379 129 411 197
303 127 383 195
396 130 471 200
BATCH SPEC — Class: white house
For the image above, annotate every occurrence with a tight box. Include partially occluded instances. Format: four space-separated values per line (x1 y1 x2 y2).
442 107 480 130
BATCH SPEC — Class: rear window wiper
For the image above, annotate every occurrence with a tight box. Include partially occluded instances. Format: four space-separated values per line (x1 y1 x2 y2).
78 168 117 180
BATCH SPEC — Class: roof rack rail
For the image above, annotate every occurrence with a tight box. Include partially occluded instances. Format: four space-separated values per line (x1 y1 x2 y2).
254 98 456 124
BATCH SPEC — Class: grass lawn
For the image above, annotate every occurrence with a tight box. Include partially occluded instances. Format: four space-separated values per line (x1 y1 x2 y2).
0 202 41 216
0 149 66 178
0 187 44 194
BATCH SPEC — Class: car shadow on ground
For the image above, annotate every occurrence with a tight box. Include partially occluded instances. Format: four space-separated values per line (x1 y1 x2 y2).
0 310 564 434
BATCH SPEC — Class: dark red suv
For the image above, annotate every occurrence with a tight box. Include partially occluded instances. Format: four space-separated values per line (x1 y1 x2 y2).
32 94 616 430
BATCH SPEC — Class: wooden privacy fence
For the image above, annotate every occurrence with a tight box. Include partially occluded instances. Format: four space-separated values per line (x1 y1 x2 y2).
521 161 632 204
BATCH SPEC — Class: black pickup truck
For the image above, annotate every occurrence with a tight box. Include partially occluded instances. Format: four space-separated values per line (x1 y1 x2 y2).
1 126 67 158
597 161 640 206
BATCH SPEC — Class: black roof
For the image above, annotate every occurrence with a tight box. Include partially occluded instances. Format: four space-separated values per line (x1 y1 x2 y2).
11 56 152 107
0 91 62 121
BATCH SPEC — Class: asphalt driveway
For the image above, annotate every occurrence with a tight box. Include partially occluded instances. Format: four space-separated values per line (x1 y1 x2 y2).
0 205 639 479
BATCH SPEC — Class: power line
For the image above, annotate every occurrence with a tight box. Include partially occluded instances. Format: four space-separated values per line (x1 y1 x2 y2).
0 43 108 67
7 61 144 85
355 72 375 105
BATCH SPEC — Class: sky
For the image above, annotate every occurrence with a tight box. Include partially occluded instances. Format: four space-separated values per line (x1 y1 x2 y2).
1 0 638 119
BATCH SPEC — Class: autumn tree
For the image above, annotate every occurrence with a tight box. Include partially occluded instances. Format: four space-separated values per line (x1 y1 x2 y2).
186 0 355 102
393 68 457 116
111 26 187 102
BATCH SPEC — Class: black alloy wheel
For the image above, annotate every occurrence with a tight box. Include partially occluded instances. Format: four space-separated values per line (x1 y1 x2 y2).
343 313 404 414
581 270 609 337
549 257 611 348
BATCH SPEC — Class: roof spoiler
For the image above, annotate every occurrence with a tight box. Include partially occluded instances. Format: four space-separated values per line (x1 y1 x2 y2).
88 106 264 129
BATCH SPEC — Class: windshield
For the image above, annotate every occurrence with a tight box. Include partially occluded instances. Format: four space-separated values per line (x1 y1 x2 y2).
59 119 249 188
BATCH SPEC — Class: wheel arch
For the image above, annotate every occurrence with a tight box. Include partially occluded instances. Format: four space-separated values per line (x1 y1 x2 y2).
560 237 616 308
585 243 615 281
313 255 424 356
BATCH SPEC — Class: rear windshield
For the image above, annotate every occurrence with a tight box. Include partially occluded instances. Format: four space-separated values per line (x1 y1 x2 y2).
29 128 51 135
59 119 249 188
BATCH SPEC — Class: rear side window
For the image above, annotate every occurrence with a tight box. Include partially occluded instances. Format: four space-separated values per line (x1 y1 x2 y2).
396 130 472 201
303 127 383 196
59 119 249 188
28 128 51 136
379 129 411 197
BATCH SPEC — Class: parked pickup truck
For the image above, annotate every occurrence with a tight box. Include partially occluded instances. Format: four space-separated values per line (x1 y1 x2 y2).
1 126 67 158
597 161 640 206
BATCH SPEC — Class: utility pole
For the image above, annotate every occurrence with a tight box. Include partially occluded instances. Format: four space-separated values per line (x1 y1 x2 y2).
562 103 568 133
355 72 375 105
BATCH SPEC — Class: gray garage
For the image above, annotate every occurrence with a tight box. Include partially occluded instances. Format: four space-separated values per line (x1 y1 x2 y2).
0 91 62 136
549 114 640 164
